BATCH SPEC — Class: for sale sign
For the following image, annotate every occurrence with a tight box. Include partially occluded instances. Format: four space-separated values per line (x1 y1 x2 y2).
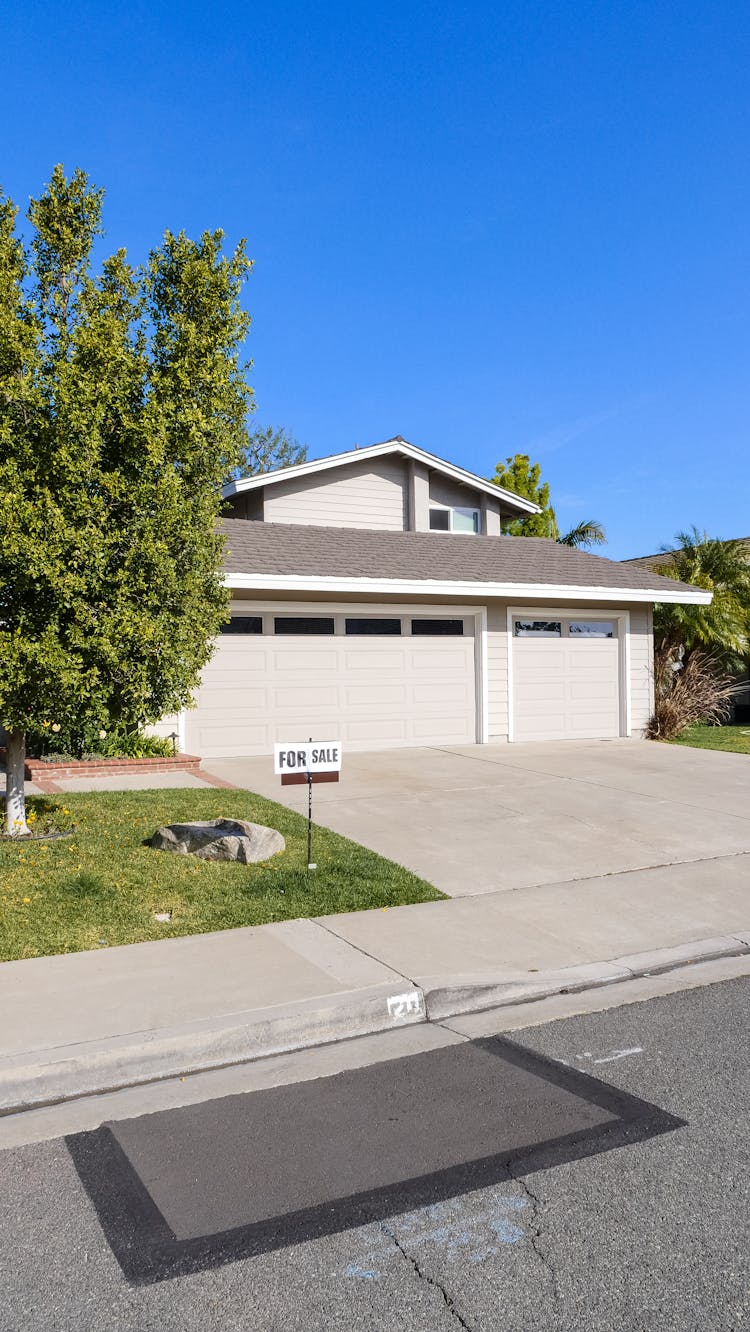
273 742 343 776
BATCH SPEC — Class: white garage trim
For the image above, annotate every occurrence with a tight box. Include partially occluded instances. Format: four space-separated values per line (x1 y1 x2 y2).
225 573 711 605
194 599 488 749
507 605 632 743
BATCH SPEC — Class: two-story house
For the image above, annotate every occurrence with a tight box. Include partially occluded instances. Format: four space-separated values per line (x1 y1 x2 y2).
173 437 709 757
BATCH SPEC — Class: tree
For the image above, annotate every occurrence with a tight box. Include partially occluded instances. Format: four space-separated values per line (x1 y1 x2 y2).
0 166 253 834
556 519 607 549
491 454 558 538
234 423 306 478
491 454 606 548
652 528 750 661
648 529 750 738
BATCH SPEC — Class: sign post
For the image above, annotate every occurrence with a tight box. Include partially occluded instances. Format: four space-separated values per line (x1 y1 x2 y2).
274 740 343 873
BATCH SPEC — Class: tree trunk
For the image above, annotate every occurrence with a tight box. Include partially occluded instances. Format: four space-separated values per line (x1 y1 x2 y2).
5 729 29 836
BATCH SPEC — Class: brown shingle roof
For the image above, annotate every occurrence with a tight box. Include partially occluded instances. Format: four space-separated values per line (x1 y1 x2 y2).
220 520 698 596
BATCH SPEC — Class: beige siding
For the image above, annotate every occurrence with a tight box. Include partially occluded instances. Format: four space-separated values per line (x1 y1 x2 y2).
428 474 484 511
483 498 502 535
263 458 408 529
629 605 654 735
410 463 430 530
486 606 510 740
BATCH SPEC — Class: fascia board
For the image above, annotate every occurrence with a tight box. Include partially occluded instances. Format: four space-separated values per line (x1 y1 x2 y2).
223 573 712 605
222 440 541 516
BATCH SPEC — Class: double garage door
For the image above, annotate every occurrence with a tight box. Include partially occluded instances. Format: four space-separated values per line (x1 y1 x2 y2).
185 611 478 758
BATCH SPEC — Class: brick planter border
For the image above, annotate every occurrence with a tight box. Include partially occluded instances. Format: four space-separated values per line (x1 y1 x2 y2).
22 754 202 781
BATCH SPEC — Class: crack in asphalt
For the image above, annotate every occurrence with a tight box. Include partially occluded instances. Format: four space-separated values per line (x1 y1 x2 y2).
509 1170 561 1304
379 1221 475 1331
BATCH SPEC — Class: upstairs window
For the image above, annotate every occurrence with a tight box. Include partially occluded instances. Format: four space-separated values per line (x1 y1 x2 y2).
429 506 480 534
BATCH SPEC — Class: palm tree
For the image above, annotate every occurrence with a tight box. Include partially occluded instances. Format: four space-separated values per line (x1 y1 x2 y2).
557 520 607 549
647 529 750 739
652 528 750 661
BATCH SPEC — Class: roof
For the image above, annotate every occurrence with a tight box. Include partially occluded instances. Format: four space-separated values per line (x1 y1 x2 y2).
624 537 750 569
222 436 541 518
220 520 712 605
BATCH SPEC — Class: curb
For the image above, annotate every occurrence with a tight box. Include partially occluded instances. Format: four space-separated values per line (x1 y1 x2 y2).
1 933 748 1116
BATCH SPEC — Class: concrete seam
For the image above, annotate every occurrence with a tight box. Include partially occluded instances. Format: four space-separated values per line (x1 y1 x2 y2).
454 848 750 900
310 916 420 990
431 746 750 827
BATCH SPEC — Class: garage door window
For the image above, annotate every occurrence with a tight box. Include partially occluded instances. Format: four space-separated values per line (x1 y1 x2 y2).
411 618 464 635
345 618 402 635
274 617 335 635
514 620 562 637
568 621 616 638
221 616 263 634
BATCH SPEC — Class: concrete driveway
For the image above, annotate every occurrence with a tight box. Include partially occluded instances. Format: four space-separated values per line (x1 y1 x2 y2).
203 740 750 898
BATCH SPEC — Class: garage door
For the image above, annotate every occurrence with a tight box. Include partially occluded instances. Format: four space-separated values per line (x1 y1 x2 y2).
512 616 622 742
185 612 477 757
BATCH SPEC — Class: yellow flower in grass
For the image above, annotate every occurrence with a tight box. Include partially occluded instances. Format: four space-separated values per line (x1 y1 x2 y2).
22 897 30 904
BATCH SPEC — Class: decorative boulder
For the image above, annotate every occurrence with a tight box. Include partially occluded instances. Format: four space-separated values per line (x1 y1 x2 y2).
151 818 285 864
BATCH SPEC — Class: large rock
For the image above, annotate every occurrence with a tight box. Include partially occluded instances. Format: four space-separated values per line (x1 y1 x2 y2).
151 818 285 864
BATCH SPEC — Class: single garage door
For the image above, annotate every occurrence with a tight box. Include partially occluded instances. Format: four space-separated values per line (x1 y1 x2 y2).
512 616 622 742
185 611 477 757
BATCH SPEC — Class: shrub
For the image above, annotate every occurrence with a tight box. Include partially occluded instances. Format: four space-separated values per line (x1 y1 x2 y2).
25 724 174 760
648 649 740 740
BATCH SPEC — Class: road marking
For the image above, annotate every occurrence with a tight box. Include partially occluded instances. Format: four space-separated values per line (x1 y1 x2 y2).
344 1195 529 1279
575 1046 644 1065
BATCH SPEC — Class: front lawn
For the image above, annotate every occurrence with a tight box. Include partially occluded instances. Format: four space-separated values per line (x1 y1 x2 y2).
669 724 750 755
0 789 442 962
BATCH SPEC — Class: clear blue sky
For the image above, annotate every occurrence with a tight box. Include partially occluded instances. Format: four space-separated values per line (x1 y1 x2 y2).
3 1 749 557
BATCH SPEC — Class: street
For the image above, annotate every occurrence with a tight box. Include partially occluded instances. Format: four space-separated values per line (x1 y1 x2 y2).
1 973 748 1331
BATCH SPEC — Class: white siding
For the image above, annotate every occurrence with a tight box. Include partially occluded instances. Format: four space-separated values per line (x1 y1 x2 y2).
629 605 654 736
486 606 510 740
145 714 181 745
263 458 408 530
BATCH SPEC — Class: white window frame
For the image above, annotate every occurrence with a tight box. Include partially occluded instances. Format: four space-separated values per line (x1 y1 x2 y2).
428 503 481 535
506 605 631 742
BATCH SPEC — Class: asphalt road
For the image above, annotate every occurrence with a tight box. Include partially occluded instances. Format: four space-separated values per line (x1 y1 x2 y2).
1 976 748 1331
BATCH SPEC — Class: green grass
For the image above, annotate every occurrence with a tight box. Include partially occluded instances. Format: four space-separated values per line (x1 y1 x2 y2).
669 723 750 755
0 789 442 962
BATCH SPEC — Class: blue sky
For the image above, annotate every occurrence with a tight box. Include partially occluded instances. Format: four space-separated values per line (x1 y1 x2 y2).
3 0 749 557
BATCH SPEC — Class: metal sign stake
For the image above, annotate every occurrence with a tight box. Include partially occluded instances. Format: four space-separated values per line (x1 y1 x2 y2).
307 736 315 873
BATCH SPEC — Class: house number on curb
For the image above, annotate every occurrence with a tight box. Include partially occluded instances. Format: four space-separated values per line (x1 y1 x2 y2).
273 740 343 872
387 991 424 1020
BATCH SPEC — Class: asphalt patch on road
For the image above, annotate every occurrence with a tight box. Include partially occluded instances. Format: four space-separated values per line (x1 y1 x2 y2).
66 1035 684 1284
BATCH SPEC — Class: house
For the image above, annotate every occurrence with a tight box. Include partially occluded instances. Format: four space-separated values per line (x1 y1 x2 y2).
624 538 750 723
173 437 711 757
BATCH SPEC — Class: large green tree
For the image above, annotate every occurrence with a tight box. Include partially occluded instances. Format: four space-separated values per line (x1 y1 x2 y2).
234 422 306 478
0 166 253 834
491 454 606 548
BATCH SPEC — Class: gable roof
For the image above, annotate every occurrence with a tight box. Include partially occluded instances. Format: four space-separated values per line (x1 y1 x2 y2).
221 520 711 605
223 436 541 518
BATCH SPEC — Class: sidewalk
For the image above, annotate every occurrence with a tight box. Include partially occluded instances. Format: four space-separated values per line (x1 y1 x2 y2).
2 854 748 1114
